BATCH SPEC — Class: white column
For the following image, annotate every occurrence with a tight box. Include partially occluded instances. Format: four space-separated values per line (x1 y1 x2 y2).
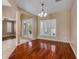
32 16 38 40
8 0 21 45
16 10 21 45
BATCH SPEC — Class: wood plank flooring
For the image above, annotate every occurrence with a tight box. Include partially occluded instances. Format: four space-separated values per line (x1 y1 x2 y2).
9 39 76 59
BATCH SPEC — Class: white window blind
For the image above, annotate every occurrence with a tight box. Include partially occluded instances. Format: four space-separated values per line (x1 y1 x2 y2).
40 19 56 37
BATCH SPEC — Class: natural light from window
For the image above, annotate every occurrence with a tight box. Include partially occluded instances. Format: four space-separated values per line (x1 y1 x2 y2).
22 19 32 38
40 19 56 38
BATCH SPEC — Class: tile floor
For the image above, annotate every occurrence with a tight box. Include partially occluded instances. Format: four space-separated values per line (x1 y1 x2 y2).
3 38 30 59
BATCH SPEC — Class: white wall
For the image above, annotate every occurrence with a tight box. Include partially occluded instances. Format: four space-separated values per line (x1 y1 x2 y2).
53 11 70 42
2 6 16 19
70 0 77 55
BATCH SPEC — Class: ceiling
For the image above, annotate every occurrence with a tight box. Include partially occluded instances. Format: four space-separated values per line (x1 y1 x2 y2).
2 0 11 7
13 0 74 15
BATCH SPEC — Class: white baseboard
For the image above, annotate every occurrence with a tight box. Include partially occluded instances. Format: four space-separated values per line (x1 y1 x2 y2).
70 42 77 57
37 37 70 43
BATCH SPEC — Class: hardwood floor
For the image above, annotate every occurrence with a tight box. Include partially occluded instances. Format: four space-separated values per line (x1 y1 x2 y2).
9 39 76 59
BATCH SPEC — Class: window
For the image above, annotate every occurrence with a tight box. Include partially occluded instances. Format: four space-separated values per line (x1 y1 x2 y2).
22 19 32 38
7 22 12 33
40 19 56 37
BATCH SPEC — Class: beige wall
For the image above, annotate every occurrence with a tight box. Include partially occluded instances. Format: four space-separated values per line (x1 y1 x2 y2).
53 11 70 42
32 16 38 39
37 11 70 42
2 6 16 19
70 0 77 55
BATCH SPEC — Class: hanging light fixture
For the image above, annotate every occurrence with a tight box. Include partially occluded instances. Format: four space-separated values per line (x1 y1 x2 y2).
38 3 47 17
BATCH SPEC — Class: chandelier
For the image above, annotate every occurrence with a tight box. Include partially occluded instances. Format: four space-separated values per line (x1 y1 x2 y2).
38 3 47 17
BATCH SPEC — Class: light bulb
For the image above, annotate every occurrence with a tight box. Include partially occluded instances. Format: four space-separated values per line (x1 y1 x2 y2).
38 12 47 17
38 13 40 16
41 12 43 16
44 13 47 17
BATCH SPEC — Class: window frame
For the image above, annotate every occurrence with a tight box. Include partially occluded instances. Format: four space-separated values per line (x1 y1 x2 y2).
39 19 56 38
7 21 13 34
21 18 33 38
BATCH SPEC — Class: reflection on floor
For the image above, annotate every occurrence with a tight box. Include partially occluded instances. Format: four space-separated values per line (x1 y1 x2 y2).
3 39 30 59
9 39 76 59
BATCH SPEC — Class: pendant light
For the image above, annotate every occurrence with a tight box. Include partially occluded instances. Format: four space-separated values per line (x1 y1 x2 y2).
38 3 47 17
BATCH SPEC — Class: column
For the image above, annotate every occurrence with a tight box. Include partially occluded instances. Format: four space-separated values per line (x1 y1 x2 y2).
16 10 21 45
